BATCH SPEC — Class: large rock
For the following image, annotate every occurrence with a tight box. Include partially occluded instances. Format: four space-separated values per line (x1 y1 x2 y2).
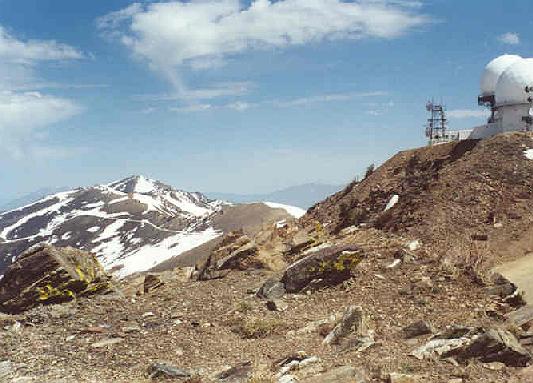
196 231 259 280
281 244 363 293
446 328 531 367
412 326 532 367
0 245 112 314
507 305 533 329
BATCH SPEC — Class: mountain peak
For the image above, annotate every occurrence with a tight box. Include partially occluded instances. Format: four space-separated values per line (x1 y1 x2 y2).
107 175 164 194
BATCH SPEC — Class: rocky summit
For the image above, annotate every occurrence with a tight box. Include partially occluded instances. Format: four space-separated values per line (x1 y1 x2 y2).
1 132 533 382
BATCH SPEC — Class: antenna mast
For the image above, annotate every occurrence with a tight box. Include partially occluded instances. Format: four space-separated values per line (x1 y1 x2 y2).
425 100 448 145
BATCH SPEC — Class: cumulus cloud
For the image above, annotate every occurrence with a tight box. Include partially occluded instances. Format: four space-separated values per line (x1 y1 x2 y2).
497 32 520 45
0 25 85 158
98 0 429 92
447 109 490 119
0 91 83 158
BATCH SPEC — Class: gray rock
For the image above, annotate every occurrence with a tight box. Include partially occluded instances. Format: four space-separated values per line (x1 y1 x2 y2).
410 327 479 360
506 305 533 329
402 320 434 339
445 328 532 367
301 366 366 383
323 305 366 345
412 327 532 367
147 362 191 379
257 278 286 300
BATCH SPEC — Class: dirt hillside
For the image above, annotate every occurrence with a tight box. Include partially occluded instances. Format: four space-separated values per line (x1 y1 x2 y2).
303 132 533 267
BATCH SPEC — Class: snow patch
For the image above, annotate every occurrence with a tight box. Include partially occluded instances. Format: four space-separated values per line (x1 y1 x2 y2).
113 227 221 278
263 202 306 219
87 226 100 233
384 194 399 211
524 148 533 160
134 175 157 193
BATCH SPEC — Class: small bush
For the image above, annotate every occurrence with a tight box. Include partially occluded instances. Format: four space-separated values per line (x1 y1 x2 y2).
231 317 285 339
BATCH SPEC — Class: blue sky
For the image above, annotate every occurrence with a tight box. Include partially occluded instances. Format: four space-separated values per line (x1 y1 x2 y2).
1 0 532 197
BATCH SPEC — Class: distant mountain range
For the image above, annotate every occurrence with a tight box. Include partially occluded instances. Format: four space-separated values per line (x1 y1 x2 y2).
0 176 300 277
208 183 344 209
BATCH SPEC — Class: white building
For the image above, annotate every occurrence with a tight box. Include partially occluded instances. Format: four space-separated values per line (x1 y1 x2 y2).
470 55 533 139
426 55 533 144
469 55 533 138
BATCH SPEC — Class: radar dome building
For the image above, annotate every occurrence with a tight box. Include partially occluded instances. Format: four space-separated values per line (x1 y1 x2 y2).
426 54 533 145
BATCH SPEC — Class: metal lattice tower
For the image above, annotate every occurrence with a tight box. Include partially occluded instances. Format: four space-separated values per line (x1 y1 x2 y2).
425 101 448 144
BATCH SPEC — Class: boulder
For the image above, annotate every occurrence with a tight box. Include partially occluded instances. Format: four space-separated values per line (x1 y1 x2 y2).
0 245 112 314
197 232 259 280
412 326 532 367
445 328 531 367
281 244 363 293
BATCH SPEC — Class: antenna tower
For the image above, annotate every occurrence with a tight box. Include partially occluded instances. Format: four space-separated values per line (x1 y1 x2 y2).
425 100 448 144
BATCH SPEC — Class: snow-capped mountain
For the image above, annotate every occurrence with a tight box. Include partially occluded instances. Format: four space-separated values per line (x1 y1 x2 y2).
0 176 225 277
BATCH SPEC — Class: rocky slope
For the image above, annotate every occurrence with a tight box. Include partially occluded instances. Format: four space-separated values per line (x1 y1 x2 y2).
303 132 533 268
2 133 533 382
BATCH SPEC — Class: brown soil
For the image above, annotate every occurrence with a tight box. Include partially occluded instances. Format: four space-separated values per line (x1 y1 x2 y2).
303 132 533 268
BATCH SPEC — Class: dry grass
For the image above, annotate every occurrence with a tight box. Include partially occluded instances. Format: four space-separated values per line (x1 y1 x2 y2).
230 316 286 339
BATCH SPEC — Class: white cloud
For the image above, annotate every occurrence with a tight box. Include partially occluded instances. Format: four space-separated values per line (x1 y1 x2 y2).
0 25 85 159
136 81 252 101
0 25 84 64
169 90 386 112
447 109 490 119
497 32 520 45
170 103 214 113
0 91 83 158
98 0 429 90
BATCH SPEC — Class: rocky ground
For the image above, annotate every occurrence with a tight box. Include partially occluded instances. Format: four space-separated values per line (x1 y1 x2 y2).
1 132 533 383
2 227 533 383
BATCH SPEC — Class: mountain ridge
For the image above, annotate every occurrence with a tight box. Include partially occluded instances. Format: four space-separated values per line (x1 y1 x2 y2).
208 182 344 209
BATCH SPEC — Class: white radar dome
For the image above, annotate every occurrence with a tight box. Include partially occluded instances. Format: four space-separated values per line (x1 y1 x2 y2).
480 54 522 96
495 58 533 106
